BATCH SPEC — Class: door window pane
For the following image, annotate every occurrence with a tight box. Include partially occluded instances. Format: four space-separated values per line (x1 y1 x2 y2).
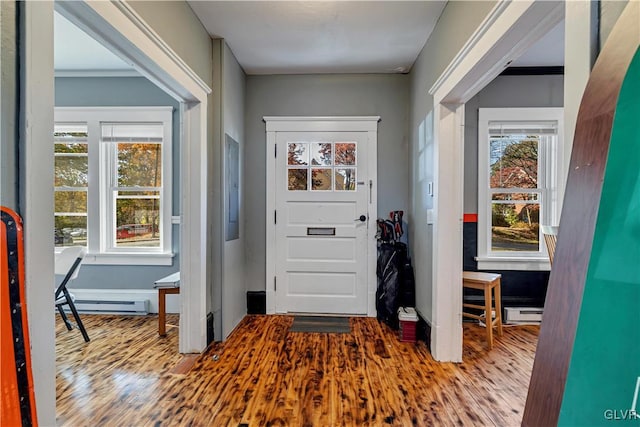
310 143 332 166
288 169 308 191
335 142 356 166
287 142 309 165
285 141 359 192
311 168 332 190
490 135 538 189
335 168 356 191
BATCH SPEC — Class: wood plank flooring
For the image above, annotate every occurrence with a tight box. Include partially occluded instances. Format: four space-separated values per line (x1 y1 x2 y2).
56 314 539 426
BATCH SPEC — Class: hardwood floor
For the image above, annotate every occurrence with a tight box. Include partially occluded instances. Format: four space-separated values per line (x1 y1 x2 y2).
56 314 539 426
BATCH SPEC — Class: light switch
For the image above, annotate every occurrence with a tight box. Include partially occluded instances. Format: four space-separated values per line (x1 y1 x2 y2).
427 209 434 224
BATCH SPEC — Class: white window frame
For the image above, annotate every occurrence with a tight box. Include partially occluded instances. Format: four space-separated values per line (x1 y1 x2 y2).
477 107 563 271
54 106 174 265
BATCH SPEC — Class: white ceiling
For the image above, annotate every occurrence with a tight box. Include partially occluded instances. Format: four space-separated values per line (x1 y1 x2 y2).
54 12 135 73
510 20 564 67
188 0 446 74
54 3 564 75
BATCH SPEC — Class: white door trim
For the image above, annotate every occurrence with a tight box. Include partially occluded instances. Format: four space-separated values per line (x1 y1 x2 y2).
425 0 564 362
56 1 212 355
22 3 56 423
25 4 211 421
264 116 379 316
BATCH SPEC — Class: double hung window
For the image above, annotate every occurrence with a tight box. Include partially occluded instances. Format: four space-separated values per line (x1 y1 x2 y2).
54 107 173 265
477 108 563 270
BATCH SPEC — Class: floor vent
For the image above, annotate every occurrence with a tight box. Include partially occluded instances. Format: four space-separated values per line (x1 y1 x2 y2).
72 299 149 315
504 307 543 324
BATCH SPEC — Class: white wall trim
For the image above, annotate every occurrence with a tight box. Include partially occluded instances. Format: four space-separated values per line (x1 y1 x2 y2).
69 288 180 314
430 104 464 362
55 1 211 355
264 116 380 132
56 1 211 101
109 1 211 96
366 129 379 317
426 0 564 362
428 0 511 96
80 253 174 266
430 0 564 103
54 69 140 78
476 258 551 271
563 0 599 215
265 129 277 314
22 3 56 423
27 9 211 422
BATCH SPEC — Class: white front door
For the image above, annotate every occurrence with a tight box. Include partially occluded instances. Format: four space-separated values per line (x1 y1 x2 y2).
274 131 371 314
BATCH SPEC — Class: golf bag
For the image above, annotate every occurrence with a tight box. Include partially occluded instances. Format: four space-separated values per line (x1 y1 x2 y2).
376 211 416 329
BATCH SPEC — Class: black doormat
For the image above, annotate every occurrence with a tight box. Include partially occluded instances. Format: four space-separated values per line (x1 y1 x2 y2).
289 316 351 333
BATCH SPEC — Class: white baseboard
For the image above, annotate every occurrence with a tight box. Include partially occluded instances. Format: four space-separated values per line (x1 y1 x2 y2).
67 288 180 314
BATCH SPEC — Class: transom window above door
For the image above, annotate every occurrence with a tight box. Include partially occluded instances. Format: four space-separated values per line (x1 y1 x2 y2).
286 141 357 191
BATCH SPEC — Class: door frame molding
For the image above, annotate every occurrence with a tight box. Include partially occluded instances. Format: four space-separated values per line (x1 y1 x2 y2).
55 2 212 356
426 0 563 361
23 3 212 420
264 116 380 316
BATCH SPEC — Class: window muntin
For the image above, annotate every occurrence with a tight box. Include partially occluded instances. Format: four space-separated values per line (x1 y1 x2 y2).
53 107 173 261
477 108 563 268
286 141 357 191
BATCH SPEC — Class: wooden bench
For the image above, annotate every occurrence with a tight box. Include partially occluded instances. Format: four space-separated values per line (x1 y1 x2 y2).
462 271 503 349
154 272 180 337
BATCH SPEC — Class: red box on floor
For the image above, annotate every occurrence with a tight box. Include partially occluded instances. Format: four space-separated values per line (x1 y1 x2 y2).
398 307 418 343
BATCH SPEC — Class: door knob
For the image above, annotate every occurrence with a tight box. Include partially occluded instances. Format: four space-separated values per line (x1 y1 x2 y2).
355 215 367 222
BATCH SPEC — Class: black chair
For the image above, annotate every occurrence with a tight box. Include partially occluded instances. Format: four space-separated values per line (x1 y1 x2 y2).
55 246 90 342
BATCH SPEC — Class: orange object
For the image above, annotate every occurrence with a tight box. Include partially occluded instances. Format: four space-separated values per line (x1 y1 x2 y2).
1 207 38 426
463 213 478 223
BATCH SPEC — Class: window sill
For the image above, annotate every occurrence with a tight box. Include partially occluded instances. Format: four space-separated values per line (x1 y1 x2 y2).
475 256 550 271
55 249 175 266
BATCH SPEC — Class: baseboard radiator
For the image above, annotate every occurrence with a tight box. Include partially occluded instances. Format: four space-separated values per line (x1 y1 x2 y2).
504 307 543 324
70 299 149 315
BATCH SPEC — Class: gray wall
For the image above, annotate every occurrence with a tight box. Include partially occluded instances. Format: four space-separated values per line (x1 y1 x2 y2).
55 76 181 289
408 0 497 322
129 0 216 318
210 40 223 340
0 1 17 208
244 73 410 292
128 1 212 84
221 42 247 338
464 74 564 213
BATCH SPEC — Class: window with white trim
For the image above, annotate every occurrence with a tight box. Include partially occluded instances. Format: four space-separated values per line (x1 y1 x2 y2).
54 107 173 265
477 108 563 270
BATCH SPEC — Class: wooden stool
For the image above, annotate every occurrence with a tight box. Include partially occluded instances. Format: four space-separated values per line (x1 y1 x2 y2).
462 271 503 349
